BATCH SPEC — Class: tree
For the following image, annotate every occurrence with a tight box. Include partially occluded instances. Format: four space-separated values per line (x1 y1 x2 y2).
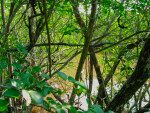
106 35 150 112
0 0 150 112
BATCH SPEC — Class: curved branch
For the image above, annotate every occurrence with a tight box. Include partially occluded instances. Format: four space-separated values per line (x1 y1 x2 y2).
95 30 150 53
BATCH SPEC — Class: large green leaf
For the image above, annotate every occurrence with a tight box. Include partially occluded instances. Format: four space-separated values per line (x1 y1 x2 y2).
68 76 76 83
57 72 67 80
40 73 50 80
90 105 104 113
28 90 43 104
0 99 9 112
3 88 20 99
74 81 87 90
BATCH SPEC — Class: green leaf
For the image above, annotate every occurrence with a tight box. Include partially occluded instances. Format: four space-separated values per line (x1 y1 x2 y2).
3 88 20 99
32 66 41 73
60 110 66 113
21 73 31 86
22 73 30 79
28 90 43 104
62 103 71 109
0 99 9 112
13 62 23 70
29 76 34 84
131 9 136 14
22 48 28 54
0 59 7 69
90 105 104 113
10 79 24 89
70 106 77 113
43 100 50 109
40 73 50 79
68 76 76 83
13 70 19 76
22 78 31 86
118 3 124 11
64 31 71 35
36 81 43 89
108 110 114 113
16 44 28 54
48 87 54 93
55 89 62 95
27 67 31 73
42 87 49 97
75 81 87 90
84 110 93 113
57 72 67 80
23 111 28 113
46 97 53 101
86 98 91 105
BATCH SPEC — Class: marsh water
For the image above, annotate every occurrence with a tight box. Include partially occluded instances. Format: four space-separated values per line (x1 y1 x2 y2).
77 78 149 112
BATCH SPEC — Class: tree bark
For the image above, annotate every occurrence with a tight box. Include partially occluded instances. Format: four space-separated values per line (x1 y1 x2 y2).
0 1 23 40
69 0 97 105
135 102 150 113
43 0 52 77
89 48 109 106
105 38 146 85
87 56 93 105
105 36 150 112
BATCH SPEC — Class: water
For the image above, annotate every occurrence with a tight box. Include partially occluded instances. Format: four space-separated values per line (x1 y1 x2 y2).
75 78 150 112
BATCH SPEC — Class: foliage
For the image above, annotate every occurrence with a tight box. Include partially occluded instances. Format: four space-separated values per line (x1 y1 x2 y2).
0 61 105 112
0 0 150 113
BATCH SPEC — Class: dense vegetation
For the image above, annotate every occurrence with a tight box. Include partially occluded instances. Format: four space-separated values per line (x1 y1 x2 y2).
0 0 150 113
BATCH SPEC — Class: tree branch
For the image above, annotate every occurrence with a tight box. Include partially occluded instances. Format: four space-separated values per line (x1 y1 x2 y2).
95 30 150 53
105 36 150 112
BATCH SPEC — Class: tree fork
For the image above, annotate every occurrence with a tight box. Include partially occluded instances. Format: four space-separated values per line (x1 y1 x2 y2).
69 0 97 105
89 48 109 106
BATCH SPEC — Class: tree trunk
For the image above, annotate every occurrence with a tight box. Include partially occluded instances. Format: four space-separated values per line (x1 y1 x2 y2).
89 48 109 107
69 0 97 105
105 36 150 112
